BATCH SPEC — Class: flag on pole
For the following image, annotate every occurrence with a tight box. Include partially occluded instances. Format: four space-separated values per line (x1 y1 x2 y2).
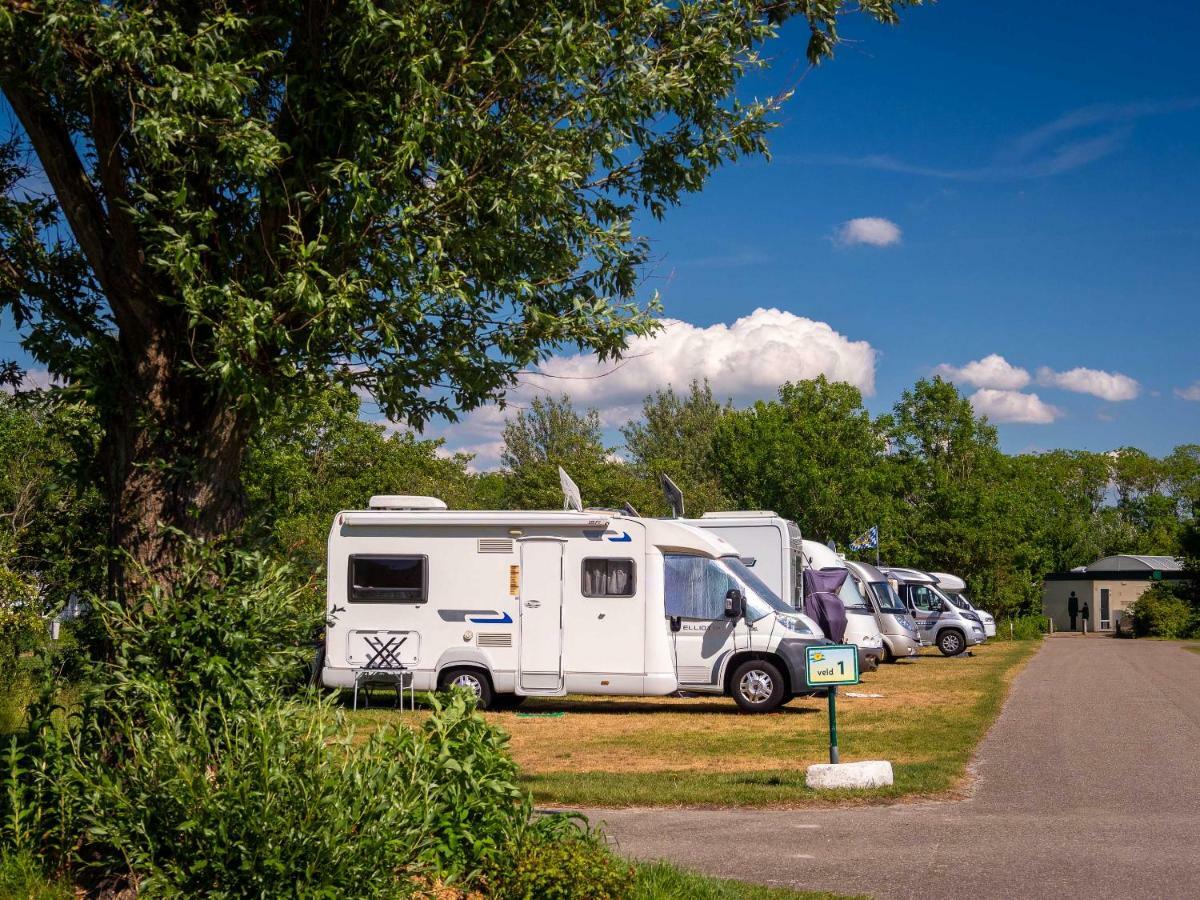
849 525 879 551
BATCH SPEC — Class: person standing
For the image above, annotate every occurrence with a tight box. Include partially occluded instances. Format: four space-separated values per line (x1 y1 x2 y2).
1081 601 1090 635
1068 591 1079 631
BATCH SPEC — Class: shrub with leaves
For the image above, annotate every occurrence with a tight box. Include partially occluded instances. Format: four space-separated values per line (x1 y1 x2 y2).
1129 583 1195 639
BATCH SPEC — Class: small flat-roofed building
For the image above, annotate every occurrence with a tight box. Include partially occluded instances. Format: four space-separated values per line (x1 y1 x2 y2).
1042 555 1187 632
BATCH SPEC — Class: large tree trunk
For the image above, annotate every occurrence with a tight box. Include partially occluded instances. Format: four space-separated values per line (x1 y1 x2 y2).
105 327 254 600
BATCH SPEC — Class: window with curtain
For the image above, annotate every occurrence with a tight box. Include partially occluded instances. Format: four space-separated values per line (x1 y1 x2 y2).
581 558 635 597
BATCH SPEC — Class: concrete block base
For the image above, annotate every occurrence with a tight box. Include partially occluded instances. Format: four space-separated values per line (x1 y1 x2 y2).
805 760 894 790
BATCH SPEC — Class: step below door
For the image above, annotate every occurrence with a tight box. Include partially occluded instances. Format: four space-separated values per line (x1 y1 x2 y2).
518 538 565 693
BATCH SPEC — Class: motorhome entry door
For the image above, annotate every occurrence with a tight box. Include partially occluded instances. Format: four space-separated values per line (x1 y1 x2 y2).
518 538 565 693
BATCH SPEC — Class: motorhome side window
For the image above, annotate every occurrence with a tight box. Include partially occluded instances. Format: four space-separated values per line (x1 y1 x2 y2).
909 586 942 612
663 554 736 619
582 559 635 597
348 555 428 603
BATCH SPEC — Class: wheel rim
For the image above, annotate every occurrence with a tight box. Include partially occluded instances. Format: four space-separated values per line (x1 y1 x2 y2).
450 673 483 697
738 669 774 704
943 633 962 654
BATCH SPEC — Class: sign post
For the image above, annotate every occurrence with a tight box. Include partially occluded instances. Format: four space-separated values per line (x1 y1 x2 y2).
805 644 860 765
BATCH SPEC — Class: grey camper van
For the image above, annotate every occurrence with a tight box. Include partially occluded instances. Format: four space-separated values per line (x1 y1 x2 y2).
881 567 985 656
843 560 921 661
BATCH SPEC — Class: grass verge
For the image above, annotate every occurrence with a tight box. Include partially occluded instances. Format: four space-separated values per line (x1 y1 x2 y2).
347 640 1039 808
631 860 860 899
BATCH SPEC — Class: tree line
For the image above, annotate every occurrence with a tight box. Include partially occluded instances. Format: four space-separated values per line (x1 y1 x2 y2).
4 375 1195 622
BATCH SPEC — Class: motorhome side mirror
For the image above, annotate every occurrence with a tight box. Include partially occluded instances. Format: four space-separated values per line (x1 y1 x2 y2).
670 615 682 633
724 588 745 619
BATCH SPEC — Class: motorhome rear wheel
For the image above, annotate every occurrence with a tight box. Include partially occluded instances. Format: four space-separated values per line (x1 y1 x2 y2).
439 667 494 709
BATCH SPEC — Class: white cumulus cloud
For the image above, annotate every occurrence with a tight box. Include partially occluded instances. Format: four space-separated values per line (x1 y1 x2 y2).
1174 381 1200 402
934 354 1031 390
417 308 878 469
833 217 902 247
969 389 1062 424
1036 366 1140 402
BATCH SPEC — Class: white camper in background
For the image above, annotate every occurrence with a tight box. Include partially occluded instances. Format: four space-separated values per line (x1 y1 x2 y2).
322 475 826 713
687 512 884 671
929 572 996 638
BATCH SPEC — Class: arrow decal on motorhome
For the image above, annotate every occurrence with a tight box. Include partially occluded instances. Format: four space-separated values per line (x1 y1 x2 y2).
468 612 513 624
439 609 509 623
606 531 631 542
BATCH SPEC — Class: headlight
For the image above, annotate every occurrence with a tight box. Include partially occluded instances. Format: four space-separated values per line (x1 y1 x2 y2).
779 615 814 636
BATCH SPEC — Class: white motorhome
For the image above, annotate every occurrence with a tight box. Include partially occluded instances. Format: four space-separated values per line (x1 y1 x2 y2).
322 489 827 713
686 513 884 671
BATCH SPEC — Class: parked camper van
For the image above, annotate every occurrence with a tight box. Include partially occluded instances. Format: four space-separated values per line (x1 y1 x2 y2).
842 559 921 662
881 567 985 656
685 512 884 672
323 489 826 713
798 540 886 672
929 572 996 638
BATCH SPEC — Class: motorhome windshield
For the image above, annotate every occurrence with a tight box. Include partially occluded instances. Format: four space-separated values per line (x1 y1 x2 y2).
869 581 907 614
944 591 971 611
663 554 793 624
723 557 796 622
838 573 871 610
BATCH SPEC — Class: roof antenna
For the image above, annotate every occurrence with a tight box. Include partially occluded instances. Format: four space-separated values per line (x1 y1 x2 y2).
558 466 583 512
621 501 640 517
659 473 685 519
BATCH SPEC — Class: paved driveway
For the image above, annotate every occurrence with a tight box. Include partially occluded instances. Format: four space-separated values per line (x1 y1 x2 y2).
584 638 1200 898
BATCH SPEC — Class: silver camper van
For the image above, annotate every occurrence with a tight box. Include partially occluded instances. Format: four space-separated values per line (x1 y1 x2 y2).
843 559 921 661
929 571 996 638
881 567 985 656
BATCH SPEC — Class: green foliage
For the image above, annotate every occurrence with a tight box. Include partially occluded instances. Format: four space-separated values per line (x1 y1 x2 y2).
709 376 888 541
1129 583 1196 639
491 818 634 900
990 615 1049 641
621 380 730 515
631 859 849 899
500 395 644 510
0 851 72 900
244 388 478 565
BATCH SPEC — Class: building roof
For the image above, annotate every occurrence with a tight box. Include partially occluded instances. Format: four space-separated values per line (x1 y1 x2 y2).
1085 554 1183 573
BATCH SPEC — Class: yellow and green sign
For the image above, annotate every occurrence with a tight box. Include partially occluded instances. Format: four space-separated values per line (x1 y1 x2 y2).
805 644 860 686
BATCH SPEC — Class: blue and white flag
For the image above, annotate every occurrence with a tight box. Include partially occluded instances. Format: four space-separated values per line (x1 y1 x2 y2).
849 525 878 551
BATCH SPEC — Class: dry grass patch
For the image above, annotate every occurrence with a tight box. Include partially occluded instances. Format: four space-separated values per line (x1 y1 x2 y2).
346 641 1039 807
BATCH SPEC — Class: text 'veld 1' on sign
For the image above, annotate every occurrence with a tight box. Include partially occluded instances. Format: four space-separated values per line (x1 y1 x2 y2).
805 644 860 686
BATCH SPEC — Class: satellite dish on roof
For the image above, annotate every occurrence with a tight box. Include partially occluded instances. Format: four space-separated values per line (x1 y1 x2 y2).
659 473 685 519
558 466 583 512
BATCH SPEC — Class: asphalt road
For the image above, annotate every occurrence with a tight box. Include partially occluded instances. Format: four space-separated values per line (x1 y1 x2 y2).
583 638 1200 899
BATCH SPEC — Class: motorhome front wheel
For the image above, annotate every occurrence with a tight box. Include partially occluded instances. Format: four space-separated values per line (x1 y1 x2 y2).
730 659 786 713
937 629 965 657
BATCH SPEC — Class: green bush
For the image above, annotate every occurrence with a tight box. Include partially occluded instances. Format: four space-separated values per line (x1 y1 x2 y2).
491 817 634 900
1129 584 1195 639
0 850 72 900
2 543 625 897
991 614 1048 641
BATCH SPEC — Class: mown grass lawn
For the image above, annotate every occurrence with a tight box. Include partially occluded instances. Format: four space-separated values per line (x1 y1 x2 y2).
347 640 1039 808
631 860 859 899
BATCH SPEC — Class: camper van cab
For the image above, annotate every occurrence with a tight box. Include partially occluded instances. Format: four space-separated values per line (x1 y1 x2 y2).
686 513 884 672
882 566 985 656
322 495 826 713
843 559 921 662
929 572 996 638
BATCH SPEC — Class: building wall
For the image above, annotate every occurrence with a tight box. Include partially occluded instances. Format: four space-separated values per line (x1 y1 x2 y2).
1042 579 1152 632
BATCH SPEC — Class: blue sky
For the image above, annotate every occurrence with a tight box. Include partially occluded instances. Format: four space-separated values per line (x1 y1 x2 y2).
623 0 1200 457
4 1 1198 465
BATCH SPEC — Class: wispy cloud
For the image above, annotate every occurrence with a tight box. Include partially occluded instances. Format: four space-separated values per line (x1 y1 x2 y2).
805 99 1200 181
1036 366 1140 402
1175 381 1200 402
969 389 1063 425
833 217 902 247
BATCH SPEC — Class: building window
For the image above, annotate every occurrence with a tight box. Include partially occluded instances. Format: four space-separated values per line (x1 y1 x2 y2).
582 558 636 597
349 555 428 603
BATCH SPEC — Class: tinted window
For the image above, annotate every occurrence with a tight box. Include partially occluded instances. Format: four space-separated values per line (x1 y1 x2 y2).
582 559 635 597
349 555 427 603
